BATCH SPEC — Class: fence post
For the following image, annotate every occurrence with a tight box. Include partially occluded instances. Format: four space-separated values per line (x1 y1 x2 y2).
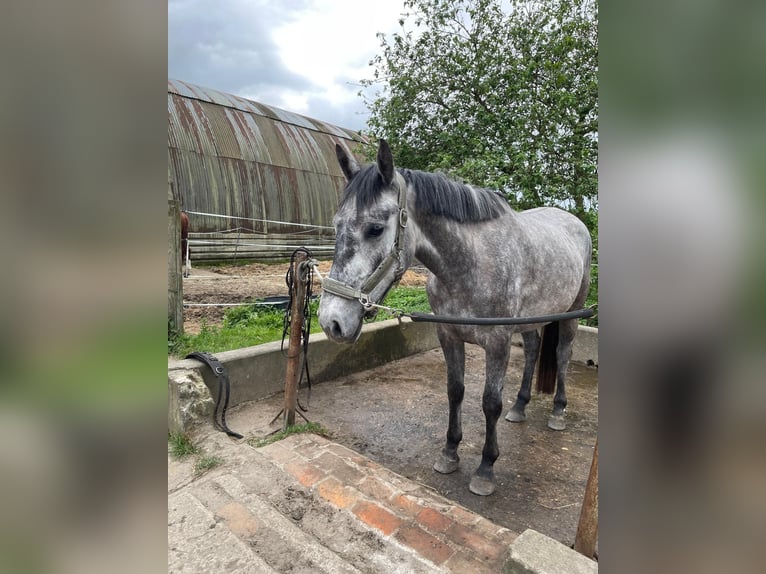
283 251 307 429
168 172 183 336
574 438 598 558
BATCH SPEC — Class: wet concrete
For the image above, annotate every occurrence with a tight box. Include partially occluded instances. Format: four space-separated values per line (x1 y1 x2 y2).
226 343 598 548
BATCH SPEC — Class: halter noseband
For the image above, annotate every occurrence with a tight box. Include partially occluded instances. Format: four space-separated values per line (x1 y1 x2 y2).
321 173 409 309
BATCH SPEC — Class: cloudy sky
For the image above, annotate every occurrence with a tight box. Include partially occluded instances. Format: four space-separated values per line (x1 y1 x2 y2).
168 0 408 131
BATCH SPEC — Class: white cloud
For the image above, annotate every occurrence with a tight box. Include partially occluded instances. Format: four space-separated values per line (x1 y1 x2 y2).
272 1 402 91
168 0 407 130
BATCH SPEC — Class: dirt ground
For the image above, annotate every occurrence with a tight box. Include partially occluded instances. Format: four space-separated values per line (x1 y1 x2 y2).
182 261 429 334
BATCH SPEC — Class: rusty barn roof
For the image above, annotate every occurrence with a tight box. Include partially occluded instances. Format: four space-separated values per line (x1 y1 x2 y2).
168 79 368 261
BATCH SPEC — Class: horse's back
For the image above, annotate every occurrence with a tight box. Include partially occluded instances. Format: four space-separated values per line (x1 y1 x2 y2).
506 207 591 316
519 206 589 234
516 207 591 259
426 206 590 336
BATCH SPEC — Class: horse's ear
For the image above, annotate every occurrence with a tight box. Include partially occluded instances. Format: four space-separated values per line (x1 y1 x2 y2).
377 139 395 185
336 143 360 181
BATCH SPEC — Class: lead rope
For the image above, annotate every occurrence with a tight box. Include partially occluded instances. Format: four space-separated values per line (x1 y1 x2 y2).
313 259 597 326
282 248 315 412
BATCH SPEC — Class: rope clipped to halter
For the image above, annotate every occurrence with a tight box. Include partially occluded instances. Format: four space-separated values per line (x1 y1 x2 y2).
185 351 243 439
313 256 597 326
282 247 315 411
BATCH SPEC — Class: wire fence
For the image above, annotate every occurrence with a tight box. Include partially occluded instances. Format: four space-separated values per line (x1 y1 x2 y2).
182 210 336 262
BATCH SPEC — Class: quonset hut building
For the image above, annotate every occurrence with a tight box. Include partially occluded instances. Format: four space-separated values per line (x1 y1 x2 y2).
168 79 367 261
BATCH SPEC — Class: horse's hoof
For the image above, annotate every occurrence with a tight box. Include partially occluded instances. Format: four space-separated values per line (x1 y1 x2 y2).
547 415 566 431
469 475 496 496
433 454 459 474
505 409 526 423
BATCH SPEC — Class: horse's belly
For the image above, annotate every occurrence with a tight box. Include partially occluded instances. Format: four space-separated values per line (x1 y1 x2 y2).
437 322 517 348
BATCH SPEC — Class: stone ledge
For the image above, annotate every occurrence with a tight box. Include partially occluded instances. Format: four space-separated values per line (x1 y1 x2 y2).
260 433 517 572
167 368 214 435
503 529 597 574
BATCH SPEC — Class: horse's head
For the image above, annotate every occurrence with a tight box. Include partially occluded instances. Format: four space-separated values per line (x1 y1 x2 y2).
318 139 414 343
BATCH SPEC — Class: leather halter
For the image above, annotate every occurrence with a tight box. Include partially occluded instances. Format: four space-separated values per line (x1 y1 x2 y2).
321 172 408 309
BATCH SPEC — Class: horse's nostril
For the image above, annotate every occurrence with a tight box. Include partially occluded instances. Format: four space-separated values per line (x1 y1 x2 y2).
329 320 343 339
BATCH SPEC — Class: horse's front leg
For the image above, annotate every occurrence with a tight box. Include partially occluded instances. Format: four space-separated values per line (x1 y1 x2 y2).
470 339 511 496
433 328 465 475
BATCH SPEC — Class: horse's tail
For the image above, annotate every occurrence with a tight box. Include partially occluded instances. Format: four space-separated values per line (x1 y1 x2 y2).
536 321 559 394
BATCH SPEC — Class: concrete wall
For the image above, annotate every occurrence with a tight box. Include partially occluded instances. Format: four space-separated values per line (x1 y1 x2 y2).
168 318 440 433
168 319 598 433
510 325 598 366
571 325 598 366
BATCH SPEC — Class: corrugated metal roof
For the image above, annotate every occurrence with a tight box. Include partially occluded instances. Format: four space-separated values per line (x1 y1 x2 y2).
168 79 368 260
168 79 363 142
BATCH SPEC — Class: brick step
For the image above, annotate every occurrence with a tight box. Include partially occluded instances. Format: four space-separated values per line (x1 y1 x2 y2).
192 474 364 574
257 433 518 573
173 447 445 573
168 489 279 574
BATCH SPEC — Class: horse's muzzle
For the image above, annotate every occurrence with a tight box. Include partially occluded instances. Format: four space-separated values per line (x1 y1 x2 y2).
318 296 365 344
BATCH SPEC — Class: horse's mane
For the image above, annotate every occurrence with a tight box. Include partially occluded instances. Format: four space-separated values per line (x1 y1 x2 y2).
340 165 510 223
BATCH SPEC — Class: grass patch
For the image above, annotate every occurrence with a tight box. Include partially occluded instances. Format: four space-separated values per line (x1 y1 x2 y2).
170 286 431 357
247 422 331 448
168 433 225 478
372 286 431 320
168 432 201 458
193 454 224 477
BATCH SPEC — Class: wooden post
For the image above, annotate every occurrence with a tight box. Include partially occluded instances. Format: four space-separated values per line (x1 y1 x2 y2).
168 173 183 336
283 251 307 430
574 438 598 558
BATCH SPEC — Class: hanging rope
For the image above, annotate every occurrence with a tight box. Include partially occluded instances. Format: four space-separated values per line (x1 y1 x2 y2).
282 248 315 412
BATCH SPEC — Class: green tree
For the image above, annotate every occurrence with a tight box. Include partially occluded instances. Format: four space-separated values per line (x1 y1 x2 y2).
362 0 598 220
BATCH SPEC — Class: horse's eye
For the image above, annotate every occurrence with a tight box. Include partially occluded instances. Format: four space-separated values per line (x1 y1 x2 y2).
366 224 385 238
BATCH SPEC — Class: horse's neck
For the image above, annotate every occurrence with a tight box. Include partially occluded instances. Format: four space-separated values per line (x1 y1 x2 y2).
411 226 447 277
410 212 511 280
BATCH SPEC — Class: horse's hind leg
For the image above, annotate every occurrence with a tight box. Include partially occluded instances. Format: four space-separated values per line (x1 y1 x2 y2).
548 318 578 431
470 340 511 496
433 330 465 475
506 329 541 423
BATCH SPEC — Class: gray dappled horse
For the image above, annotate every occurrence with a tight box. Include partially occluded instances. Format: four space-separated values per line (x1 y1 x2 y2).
318 140 591 496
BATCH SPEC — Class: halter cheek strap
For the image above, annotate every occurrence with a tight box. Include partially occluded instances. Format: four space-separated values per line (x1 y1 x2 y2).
322 173 408 308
